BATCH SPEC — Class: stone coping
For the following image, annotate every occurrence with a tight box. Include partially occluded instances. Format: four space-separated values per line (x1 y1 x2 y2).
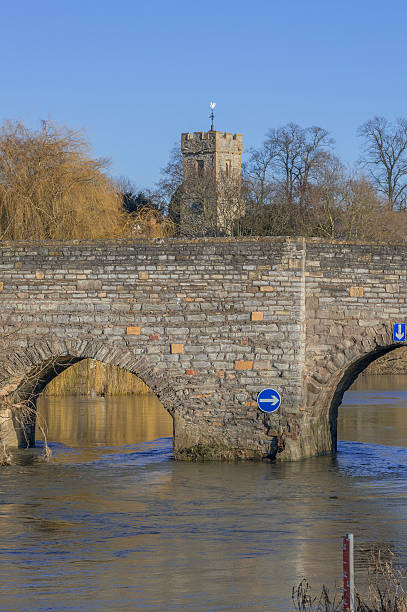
0 235 405 248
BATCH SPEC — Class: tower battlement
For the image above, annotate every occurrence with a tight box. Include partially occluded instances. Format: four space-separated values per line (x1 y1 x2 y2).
181 131 243 155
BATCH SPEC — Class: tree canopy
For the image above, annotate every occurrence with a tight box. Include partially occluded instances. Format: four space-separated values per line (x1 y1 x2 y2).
0 120 128 240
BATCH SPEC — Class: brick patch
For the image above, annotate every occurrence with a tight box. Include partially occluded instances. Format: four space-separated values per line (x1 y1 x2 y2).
171 343 184 354
259 286 274 292
349 286 364 297
235 360 253 370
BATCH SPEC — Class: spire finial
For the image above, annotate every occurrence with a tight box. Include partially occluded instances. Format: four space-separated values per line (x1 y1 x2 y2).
209 102 216 131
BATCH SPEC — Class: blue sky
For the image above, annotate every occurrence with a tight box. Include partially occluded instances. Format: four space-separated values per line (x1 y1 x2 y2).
1 0 406 189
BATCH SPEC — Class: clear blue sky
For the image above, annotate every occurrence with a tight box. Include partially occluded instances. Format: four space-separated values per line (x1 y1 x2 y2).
1 0 406 189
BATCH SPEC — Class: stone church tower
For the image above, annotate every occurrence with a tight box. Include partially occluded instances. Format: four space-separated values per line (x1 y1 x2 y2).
180 129 243 235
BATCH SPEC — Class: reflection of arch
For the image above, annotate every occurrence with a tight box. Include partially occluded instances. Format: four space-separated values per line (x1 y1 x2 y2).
0 339 177 448
306 324 403 453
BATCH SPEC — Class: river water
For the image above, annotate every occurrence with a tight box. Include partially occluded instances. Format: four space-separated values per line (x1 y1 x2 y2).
1 375 407 610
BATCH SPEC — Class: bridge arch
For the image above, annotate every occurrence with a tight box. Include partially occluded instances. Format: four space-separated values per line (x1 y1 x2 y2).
306 324 404 454
0 338 178 450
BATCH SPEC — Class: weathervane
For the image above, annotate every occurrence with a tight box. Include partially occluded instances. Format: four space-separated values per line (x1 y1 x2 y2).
209 101 216 131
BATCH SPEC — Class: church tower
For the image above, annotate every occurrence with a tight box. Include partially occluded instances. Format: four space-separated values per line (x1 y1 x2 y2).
179 108 243 236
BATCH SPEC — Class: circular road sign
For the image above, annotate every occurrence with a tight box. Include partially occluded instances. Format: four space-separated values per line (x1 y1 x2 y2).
257 388 281 413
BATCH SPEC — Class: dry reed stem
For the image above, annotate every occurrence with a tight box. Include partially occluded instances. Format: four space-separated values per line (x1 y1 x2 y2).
293 548 407 611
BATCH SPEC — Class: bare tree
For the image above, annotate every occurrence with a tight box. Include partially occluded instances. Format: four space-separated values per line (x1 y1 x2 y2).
300 158 346 240
358 116 407 210
157 144 184 206
243 144 276 208
154 144 184 229
264 123 334 207
240 125 337 237
213 170 245 236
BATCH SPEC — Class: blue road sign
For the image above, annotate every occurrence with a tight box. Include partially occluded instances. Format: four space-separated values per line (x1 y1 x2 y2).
394 323 406 342
257 388 281 413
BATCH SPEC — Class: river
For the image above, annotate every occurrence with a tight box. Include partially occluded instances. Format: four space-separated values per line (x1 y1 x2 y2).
1 374 407 610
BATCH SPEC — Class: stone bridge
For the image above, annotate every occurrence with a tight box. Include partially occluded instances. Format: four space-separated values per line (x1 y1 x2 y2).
0 237 405 461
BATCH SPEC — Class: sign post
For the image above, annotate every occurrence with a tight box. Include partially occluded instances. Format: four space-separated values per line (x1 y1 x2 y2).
343 533 354 612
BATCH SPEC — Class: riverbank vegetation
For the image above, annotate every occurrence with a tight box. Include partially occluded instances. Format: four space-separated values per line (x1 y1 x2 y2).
293 550 407 611
44 360 149 396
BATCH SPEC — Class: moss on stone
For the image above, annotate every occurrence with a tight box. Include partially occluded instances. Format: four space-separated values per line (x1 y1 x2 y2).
174 441 277 462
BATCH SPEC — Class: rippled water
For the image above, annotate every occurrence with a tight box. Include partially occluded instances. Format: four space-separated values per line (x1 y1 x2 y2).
1 376 407 610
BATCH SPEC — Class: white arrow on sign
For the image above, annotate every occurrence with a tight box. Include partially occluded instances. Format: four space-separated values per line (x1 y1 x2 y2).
395 324 405 340
259 396 279 406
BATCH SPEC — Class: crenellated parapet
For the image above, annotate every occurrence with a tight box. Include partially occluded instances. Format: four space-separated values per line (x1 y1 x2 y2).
181 131 243 155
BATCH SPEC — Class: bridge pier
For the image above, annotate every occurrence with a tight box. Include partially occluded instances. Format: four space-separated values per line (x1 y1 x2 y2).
172 412 281 461
0 402 18 449
11 402 37 449
0 394 38 450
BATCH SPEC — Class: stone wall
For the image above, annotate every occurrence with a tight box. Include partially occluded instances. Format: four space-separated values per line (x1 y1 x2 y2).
0 236 406 461
303 240 407 454
0 237 305 460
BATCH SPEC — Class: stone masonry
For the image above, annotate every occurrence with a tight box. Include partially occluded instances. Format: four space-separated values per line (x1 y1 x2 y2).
0 237 405 461
180 131 243 235
181 131 243 182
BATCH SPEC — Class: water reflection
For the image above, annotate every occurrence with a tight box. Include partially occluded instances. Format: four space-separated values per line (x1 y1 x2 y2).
36 393 173 451
0 375 407 610
339 374 407 446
